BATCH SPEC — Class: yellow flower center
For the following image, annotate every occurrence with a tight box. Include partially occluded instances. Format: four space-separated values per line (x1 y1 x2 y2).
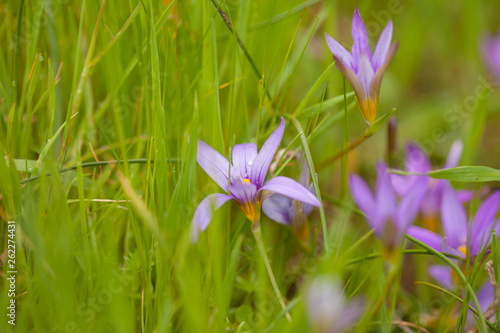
458 245 467 257
242 178 251 184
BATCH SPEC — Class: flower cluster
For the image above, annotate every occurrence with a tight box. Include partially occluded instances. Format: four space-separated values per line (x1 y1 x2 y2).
190 6 500 331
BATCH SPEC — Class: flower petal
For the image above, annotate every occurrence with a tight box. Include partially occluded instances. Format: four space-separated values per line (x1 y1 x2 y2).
389 143 431 197
260 176 321 207
369 42 399 101
482 35 500 80
397 175 428 231
229 181 257 206
476 282 495 311
232 143 257 179
444 140 463 169
197 140 232 192
441 185 468 249
429 265 453 290
470 191 500 255
457 190 474 202
262 193 293 225
325 33 355 72
334 57 366 101
191 193 233 243
406 143 431 173
407 226 442 252
375 162 397 222
351 7 371 63
357 53 375 96
349 174 375 215
372 20 393 71
303 184 315 217
251 118 285 188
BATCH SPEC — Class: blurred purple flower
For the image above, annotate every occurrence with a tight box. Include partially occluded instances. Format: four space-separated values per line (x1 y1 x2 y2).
482 29 500 81
408 186 500 259
429 265 494 329
349 162 428 255
390 141 473 231
306 276 363 333
262 151 315 241
325 7 398 125
191 118 320 242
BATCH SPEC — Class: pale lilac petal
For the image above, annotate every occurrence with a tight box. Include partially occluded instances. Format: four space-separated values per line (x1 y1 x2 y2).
251 118 285 188
303 184 315 217
482 35 500 80
476 282 494 311
369 42 398 101
229 181 257 205
405 143 431 173
389 174 415 197
407 226 442 252
260 176 320 207
444 140 463 169
470 191 500 255
457 190 474 202
325 33 355 71
420 186 440 218
262 194 293 225
357 53 375 96
441 185 468 249
466 282 495 329
441 239 466 259
397 175 428 230
334 58 366 102
197 140 231 192
232 143 257 179
349 174 375 215
372 20 393 71
191 193 232 243
375 162 397 223
429 265 453 290
351 7 371 63
306 276 363 333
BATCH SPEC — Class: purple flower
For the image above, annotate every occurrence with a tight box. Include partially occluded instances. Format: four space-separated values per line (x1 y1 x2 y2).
408 186 500 259
482 29 500 81
428 265 495 329
262 151 315 241
325 7 398 125
191 118 321 242
306 276 363 333
349 162 428 254
390 141 473 231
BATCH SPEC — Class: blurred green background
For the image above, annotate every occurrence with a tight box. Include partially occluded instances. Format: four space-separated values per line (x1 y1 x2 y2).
1 0 500 331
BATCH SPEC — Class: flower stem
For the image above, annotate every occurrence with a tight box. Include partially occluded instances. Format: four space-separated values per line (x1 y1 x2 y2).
251 223 292 322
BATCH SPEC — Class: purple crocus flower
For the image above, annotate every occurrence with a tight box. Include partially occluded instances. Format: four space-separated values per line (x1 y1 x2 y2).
191 118 321 242
481 29 500 81
262 151 315 241
325 7 398 125
408 186 500 259
390 141 473 232
306 276 363 333
349 162 428 255
428 265 495 330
